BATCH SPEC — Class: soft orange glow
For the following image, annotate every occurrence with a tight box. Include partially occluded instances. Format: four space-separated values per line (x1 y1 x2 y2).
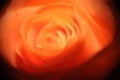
1 0 118 80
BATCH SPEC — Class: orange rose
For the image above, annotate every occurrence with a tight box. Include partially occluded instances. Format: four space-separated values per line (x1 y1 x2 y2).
1 0 116 76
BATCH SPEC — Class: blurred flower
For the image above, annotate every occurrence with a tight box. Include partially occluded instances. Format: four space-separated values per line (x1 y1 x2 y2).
0 0 118 79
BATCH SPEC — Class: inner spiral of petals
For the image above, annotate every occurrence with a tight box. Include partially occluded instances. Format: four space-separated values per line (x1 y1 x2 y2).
36 21 68 50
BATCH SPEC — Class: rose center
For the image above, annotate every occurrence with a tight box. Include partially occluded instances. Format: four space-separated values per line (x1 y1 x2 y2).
36 22 68 50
